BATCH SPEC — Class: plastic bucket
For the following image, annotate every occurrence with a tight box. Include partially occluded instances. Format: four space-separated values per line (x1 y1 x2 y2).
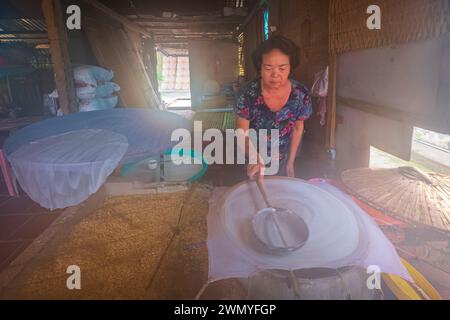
162 148 208 183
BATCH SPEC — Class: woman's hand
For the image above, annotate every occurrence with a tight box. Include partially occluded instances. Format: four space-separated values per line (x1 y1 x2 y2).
247 162 265 180
286 161 295 177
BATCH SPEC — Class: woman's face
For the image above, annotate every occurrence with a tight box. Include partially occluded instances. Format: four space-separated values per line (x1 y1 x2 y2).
261 49 291 89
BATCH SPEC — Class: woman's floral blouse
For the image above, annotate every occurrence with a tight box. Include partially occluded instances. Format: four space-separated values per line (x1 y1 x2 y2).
234 78 312 160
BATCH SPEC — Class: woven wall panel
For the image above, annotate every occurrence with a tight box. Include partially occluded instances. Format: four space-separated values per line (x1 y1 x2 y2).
330 0 450 54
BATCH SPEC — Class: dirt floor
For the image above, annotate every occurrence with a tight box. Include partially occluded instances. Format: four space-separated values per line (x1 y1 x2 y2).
0 185 247 299
1 138 449 299
0 137 338 300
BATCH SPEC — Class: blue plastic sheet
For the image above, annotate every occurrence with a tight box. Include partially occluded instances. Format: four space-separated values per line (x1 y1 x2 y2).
4 108 193 165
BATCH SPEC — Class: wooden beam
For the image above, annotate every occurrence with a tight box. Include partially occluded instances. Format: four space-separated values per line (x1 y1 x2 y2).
337 96 447 130
137 22 240 30
141 25 236 31
154 38 234 44
156 43 188 49
82 0 153 38
129 16 243 24
144 27 237 35
151 32 235 37
152 32 234 36
42 0 77 114
0 31 47 35
0 37 48 41
154 37 233 43
154 33 234 38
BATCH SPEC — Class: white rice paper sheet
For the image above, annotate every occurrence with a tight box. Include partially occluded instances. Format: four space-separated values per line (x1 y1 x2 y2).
207 179 412 283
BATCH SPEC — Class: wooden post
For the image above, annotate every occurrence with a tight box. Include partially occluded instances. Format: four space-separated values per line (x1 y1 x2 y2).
143 37 160 102
268 0 281 35
5 75 13 103
326 0 337 151
122 27 161 108
42 0 77 114
325 54 337 150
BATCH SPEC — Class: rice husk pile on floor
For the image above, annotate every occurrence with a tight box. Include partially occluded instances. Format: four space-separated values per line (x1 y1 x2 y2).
0 184 246 299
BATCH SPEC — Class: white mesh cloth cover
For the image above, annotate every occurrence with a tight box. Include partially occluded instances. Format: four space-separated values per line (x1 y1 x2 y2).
8 129 128 210
207 178 412 283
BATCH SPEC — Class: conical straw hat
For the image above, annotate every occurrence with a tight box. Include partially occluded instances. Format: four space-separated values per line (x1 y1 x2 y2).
341 167 450 232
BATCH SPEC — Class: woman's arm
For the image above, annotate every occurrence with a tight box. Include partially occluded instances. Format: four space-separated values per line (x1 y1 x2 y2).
286 120 305 177
236 116 265 179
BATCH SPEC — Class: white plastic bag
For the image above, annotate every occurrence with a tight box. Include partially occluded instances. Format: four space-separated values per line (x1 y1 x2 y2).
311 66 328 97
311 66 329 126
79 95 118 112
49 83 97 100
76 83 97 100
95 82 120 98
74 65 114 84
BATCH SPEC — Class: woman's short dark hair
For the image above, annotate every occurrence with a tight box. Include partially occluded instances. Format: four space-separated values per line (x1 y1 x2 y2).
252 36 300 74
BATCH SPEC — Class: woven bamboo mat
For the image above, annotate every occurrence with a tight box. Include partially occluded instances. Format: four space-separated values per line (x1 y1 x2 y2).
330 0 450 54
193 112 236 131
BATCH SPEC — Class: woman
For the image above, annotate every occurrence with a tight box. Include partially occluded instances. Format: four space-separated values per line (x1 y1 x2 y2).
234 36 312 179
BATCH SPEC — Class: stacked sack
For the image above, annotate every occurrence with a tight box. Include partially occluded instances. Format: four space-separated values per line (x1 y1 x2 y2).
50 65 120 113
75 65 120 112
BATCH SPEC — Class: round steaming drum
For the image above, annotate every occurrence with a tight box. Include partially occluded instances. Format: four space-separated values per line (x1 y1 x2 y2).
217 177 376 299
239 267 378 300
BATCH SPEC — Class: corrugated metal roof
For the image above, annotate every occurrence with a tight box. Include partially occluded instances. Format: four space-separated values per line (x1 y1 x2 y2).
0 18 47 43
0 18 47 32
